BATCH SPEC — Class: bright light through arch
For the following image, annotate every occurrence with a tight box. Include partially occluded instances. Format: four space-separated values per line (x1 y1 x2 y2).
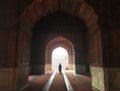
52 47 68 71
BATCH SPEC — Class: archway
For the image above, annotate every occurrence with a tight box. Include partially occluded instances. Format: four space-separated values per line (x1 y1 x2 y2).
45 36 75 73
19 0 104 91
52 47 68 71
20 1 100 71
20 0 100 75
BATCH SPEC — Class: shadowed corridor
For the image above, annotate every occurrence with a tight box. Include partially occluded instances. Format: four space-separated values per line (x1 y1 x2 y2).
0 0 120 91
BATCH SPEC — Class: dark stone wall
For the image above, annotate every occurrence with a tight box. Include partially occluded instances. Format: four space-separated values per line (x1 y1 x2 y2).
102 29 120 67
89 30 103 67
0 0 31 68
0 31 9 67
0 30 17 68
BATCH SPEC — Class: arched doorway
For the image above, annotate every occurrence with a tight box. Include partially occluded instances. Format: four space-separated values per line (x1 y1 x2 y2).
45 36 75 73
52 47 68 71
19 0 104 91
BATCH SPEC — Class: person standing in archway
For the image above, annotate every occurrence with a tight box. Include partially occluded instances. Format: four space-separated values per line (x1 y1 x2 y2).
58 63 62 73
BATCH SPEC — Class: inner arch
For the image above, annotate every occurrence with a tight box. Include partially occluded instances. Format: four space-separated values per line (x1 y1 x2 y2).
45 36 75 73
52 47 68 71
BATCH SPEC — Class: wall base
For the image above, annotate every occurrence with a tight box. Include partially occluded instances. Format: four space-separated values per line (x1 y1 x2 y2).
90 66 105 91
104 67 120 91
0 66 30 91
91 66 120 91
17 65 29 90
0 68 17 91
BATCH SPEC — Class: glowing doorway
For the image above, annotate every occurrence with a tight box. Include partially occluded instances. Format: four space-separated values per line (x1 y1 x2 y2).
52 47 68 71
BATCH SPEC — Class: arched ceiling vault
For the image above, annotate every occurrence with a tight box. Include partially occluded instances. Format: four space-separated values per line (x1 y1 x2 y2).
20 0 99 34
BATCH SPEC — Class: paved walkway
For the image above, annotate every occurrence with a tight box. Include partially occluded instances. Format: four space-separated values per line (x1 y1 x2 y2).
22 70 97 91
49 72 67 91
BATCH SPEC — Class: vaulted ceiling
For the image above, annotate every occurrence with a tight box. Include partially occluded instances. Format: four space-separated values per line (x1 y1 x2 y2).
33 10 86 33
0 0 120 29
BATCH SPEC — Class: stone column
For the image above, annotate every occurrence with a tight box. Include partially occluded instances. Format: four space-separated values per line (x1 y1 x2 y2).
101 30 120 91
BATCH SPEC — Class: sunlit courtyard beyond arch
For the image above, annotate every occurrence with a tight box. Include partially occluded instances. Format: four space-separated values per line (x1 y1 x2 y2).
52 47 68 71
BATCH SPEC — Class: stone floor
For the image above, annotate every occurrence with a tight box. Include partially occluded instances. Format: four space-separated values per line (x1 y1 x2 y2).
21 70 99 91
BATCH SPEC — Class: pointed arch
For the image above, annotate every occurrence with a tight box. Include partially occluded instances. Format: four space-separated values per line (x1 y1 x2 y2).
18 1 104 91
20 0 99 33
45 36 75 73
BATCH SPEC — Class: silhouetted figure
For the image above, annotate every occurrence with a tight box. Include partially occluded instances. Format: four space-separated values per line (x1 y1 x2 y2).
58 63 62 73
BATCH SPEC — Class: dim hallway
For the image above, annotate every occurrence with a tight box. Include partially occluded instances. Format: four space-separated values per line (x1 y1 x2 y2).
21 71 96 91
